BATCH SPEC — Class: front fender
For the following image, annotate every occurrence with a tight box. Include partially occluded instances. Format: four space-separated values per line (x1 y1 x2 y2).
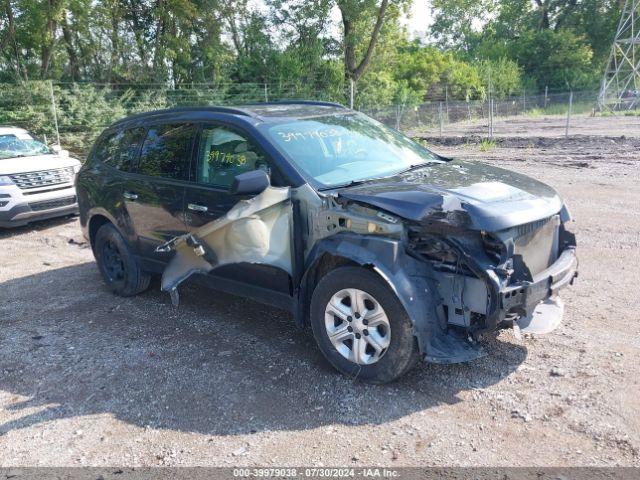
298 232 486 363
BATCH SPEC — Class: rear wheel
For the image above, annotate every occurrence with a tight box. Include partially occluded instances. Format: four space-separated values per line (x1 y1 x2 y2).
310 266 419 383
94 223 150 296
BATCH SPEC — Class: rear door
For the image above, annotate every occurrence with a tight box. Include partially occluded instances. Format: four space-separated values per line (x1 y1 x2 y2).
124 122 196 261
182 123 292 295
83 127 144 245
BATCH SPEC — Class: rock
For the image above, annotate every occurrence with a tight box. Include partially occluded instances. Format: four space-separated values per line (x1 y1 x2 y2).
231 446 247 457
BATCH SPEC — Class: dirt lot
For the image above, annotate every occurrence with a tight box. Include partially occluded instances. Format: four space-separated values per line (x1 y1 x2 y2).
1 116 639 467
410 112 640 138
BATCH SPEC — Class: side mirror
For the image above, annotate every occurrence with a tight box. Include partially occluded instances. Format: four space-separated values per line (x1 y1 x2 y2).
230 169 270 196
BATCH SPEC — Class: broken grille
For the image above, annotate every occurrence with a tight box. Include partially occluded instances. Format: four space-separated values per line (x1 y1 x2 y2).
29 195 76 211
511 215 560 279
9 167 74 190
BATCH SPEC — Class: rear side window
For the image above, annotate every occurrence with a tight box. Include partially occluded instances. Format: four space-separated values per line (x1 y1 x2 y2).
138 123 196 180
117 127 146 170
93 127 145 172
92 131 121 166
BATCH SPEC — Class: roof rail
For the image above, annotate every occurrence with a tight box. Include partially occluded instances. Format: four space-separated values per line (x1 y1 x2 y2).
109 106 255 128
258 100 347 109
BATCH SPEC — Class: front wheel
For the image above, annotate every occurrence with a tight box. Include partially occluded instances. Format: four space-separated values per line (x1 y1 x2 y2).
310 266 419 383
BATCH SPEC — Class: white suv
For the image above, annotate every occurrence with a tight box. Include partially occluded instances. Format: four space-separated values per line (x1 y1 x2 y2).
0 126 81 228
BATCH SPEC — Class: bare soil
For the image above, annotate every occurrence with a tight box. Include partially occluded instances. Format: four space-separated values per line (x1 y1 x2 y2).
410 112 640 139
1 116 639 467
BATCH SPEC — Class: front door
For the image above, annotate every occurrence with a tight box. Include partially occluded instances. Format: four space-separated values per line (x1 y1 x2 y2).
182 123 292 295
124 122 196 261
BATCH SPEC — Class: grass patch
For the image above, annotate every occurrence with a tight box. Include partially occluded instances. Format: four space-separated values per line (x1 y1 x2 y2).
479 139 496 152
526 101 594 117
599 109 640 117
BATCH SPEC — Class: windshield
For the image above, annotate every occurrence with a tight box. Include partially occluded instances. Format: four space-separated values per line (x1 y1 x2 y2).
261 112 441 188
0 133 52 160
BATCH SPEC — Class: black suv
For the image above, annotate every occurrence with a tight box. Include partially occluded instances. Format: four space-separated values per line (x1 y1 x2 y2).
77 102 577 383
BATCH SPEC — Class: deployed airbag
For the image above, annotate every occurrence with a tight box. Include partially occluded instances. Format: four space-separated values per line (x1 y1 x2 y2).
157 186 293 303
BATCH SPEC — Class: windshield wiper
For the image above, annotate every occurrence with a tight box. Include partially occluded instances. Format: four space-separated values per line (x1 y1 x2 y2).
398 162 434 174
318 162 438 191
319 178 376 191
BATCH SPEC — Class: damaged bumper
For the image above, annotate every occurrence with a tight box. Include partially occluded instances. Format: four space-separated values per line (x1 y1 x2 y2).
408 215 578 363
447 245 578 336
501 247 578 330
419 246 577 364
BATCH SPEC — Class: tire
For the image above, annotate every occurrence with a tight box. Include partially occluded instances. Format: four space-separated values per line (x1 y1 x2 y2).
94 223 151 296
310 266 420 384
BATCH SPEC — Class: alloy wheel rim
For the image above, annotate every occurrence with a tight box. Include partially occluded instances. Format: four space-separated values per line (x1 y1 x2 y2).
324 288 391 365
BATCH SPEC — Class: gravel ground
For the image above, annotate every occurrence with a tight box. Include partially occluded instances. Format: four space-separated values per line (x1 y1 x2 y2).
1 117 639 467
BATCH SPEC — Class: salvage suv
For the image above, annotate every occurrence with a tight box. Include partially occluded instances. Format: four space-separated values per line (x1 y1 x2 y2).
77 102 578 383
0 126 81 227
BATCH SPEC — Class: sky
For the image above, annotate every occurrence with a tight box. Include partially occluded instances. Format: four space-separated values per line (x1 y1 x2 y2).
402 1 433 39
251 0 434 41
327 1 433 40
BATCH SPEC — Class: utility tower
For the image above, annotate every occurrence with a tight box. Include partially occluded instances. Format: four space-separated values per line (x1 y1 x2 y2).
598 0 640 110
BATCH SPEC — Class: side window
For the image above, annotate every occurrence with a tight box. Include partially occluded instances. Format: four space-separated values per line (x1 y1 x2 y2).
138 123 196 180
93 127 145 172
93 131 121 165
196 125 270 187
116 127 146 171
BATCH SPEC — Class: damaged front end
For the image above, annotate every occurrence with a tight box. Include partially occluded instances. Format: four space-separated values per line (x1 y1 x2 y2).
406 212 578 341
154 171 577 366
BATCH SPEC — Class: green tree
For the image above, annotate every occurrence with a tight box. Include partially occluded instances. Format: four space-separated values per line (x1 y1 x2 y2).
510 29 596 90
478 58 522 98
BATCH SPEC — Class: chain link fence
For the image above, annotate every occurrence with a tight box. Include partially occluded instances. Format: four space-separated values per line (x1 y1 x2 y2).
0 81 610 158
364 90 601 138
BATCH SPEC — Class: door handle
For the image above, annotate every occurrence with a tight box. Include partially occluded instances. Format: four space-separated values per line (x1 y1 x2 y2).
187 203 208 212
123 191 138 201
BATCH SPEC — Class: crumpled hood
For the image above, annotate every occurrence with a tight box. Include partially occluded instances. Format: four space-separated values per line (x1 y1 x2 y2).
337 159 563 231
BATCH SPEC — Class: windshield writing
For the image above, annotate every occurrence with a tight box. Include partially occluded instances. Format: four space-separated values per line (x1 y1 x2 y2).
263 113 440 188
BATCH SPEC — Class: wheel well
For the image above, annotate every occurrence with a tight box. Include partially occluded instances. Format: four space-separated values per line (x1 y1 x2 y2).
307 253 359 289
297 253 367 327
88 215 111 249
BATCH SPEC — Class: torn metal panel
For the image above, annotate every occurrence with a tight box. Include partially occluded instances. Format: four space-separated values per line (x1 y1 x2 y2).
157 186 292 301
516 297 564 334
302 232 487 364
